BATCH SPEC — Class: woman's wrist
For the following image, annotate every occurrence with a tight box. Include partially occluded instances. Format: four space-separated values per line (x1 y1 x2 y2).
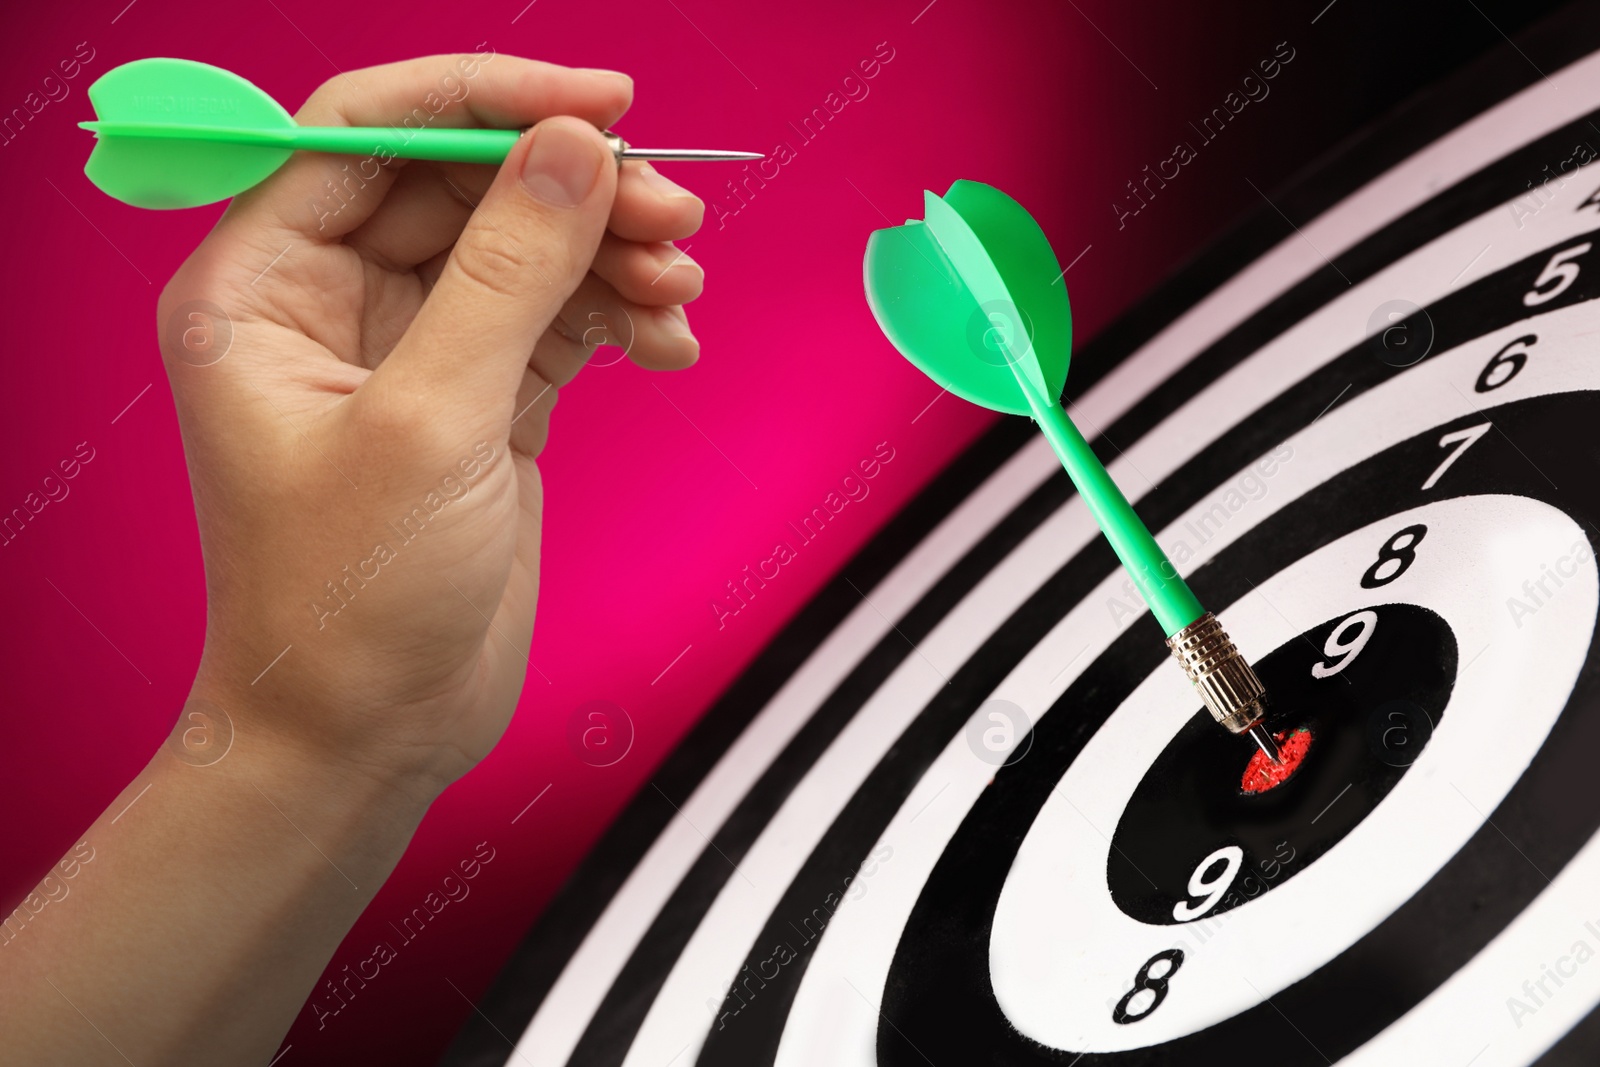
1 684 443 1067
176 673 450 828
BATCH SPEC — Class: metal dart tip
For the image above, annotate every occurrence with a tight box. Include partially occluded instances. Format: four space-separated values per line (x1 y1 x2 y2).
600 131 763 163
619 147 766 161
1248 724 1283 765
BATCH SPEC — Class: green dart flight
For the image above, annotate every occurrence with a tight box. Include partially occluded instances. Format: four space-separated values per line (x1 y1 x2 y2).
863 180 1282 762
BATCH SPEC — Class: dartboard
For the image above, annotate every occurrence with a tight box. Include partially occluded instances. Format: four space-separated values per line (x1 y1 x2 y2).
444 12 1600 1067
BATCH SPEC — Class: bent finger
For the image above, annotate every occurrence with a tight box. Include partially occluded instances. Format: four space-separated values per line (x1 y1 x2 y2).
225 53 632 244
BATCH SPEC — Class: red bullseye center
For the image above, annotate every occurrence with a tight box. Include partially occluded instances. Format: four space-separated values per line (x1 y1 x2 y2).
1241 728 1313 794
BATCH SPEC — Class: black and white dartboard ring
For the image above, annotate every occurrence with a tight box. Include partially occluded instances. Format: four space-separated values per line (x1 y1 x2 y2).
446 9 1600 1066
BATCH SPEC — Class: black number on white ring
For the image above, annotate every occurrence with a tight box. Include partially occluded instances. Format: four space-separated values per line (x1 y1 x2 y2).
1112 949 1185 1025
1360 524 1428 589
1474 334 1535 393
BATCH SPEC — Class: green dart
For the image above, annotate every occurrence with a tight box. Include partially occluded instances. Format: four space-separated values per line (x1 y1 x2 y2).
77 57 763 210
863 179 1281 763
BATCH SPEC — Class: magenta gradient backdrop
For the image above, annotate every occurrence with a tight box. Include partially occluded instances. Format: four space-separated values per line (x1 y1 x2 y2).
0 0 1331 1061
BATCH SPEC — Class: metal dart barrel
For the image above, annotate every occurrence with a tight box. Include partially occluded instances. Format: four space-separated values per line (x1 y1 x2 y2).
1166 612 1278 760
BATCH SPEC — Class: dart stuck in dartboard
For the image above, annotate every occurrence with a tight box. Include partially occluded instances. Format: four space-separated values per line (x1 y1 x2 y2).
865 180 1290 767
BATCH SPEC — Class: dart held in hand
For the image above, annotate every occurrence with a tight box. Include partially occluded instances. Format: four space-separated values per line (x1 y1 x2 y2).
77 58 763 210
862 180 1280 763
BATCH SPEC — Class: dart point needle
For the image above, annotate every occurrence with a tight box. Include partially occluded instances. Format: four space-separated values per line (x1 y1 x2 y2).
600 131 761 163
616 146 765 161
1247 724 1283 765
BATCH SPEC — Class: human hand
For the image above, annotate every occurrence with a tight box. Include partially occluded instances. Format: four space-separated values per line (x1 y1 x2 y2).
162 51 705 803
3 53 713 1067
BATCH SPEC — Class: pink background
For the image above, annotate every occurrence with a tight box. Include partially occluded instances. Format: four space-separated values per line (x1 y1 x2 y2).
0 0 1494 1062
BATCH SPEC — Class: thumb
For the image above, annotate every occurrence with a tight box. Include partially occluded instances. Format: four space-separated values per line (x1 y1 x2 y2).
373 116 617 414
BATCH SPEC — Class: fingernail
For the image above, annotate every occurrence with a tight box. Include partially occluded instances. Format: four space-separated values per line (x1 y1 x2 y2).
639 163 695 200
657 243 702 278
521 122 604 207
659 306 697 343
577 67 633 85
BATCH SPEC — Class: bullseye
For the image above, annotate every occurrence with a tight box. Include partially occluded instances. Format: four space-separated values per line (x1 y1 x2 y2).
1103 602 1455 927
1241 728 1313 794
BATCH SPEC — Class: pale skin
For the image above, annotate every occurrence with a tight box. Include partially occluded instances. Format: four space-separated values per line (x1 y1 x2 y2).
2 53 705 1065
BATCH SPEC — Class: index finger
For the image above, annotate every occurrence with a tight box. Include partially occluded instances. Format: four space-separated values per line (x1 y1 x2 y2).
223 51 634 242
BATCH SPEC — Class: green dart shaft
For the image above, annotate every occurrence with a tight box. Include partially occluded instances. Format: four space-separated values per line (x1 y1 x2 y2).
78 119 767 166
1016 365 1276 762
1029 401 1203 637
79 120 522 164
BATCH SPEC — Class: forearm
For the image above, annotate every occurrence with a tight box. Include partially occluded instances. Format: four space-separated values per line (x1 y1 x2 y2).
1 694 437 1067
